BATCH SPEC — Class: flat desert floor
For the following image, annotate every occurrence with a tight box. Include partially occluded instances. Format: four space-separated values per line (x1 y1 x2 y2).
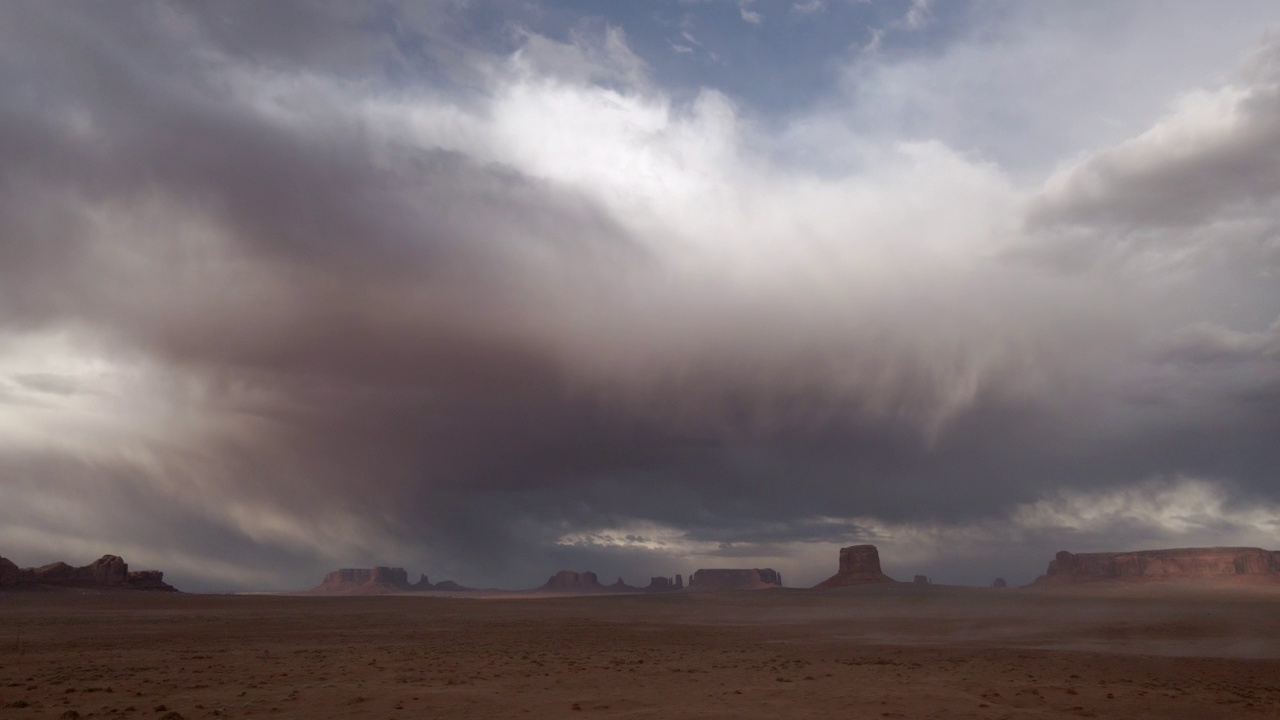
3 584 1280 719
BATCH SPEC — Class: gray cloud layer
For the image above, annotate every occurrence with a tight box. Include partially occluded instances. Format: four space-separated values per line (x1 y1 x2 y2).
1 2 1278 590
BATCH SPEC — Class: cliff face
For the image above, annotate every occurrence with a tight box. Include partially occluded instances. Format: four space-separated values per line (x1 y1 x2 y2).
813 545 896 589
1035 547 1280 585
0 555 177 591
686 568 782 591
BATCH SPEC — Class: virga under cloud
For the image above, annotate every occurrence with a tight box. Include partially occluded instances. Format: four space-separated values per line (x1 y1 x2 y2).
1 1 1277 591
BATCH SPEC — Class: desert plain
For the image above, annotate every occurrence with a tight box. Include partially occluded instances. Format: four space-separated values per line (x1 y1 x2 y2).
3 584 1280 719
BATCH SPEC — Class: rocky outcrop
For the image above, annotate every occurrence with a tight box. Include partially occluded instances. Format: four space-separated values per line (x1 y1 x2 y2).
313 567 411 594
1034 547 1280 586
687 568 782 591
525 570 695 594
813 545 897 589
311 567 472 594
0 556 19 586
535 570 692 594
0 555 177 591
991 578 1008 588
431 580 473 591
644 575 684 592
913 575 930 585
126 570 175 590
609 577 640 592
539 570 609 593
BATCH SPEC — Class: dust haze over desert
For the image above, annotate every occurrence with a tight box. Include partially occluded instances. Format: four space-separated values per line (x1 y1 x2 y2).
3 1 1280 716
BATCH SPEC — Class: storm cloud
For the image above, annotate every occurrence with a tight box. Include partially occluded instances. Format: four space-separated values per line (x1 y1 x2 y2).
1 1 1278 591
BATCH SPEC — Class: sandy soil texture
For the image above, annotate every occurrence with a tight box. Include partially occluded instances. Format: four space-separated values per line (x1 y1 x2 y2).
2 584 1279 719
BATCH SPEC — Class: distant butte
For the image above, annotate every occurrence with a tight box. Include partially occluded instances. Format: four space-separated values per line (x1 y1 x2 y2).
535 571 686 594
686 568 782 591
1034 547 1280 586
0 554 177 592
645 574 684 592
812 545 897 589
310 567 472 594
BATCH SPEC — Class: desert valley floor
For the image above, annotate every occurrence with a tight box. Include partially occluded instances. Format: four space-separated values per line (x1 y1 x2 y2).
2 585 1280 719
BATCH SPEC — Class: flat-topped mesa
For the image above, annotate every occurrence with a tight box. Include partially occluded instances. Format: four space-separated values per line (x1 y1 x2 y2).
1035 547 1280 586
0 554 177 591
540 570 607 593
913 575 930 585
813 544 897 589
686 568 782 591
991 578 1008 588
312 566 417 594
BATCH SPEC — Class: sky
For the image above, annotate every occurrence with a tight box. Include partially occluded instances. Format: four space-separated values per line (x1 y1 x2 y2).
1 0 1279 592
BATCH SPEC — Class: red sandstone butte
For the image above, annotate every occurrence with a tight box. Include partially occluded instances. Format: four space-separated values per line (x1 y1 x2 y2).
686 568 782 591
1034 547 1280 586
812 544 897 588
0 554 177 591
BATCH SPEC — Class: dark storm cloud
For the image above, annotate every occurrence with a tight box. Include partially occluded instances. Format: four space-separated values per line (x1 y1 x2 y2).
2 1 1279 590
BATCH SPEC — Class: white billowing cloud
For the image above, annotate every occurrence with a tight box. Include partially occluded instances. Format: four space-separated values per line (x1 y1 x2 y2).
738 0 763 26
791 0 824 15
1160 315 1280 365
511 23 648 89
355 29 1107 438
838 4 1280 177
902 0 931 30
1031 33 1280 230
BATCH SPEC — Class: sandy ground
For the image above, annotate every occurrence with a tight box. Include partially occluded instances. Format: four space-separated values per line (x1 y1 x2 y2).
3 584 1280 719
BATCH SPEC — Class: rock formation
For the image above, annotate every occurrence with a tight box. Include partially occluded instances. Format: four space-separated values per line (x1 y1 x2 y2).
0 556 19 586
991 578 1008 588
686 568 782 591
313 567 410 594
0 555 177 591
644 575 684 592
310 567 471 594
813 545 897 589
540 570 608 593
1034 547 1280 585
913 575 930 585
431 580 471 591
